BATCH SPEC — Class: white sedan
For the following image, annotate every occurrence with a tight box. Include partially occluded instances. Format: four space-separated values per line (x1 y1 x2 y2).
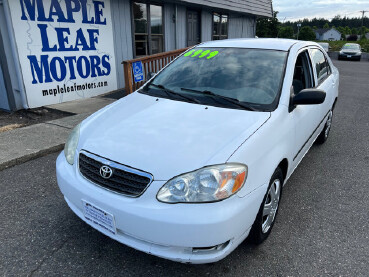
56 39 339 264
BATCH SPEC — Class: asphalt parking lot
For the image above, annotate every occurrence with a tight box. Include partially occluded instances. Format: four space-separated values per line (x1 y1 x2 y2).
1 58 368 276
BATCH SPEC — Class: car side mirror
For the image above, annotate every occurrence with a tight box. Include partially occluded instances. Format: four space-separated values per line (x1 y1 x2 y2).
147 72 156 80
290 88 326 112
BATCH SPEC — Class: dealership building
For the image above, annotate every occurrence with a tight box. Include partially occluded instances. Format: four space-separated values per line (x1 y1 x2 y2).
0 0 272 111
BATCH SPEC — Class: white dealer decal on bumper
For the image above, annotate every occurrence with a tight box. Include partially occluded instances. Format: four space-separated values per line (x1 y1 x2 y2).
82 200 116 235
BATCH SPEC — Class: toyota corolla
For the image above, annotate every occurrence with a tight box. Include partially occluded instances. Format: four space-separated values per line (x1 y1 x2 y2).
338 43 362 61
56 39 339 264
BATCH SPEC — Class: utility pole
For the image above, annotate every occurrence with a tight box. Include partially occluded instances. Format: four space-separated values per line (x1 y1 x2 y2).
360 10 368 36
297 23 301 40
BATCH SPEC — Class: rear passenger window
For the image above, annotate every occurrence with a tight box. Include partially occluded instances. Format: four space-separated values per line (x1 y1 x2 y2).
310 49 330 85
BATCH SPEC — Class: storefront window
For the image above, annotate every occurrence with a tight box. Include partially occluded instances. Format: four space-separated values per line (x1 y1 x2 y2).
150 5 163 54
133 2 163 56
212 13 228 40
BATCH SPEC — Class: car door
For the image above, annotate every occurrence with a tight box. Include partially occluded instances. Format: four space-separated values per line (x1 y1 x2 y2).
309 47 336 117
289 48 325 168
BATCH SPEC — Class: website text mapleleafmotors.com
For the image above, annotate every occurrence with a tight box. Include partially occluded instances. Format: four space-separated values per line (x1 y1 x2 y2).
42 81 108 97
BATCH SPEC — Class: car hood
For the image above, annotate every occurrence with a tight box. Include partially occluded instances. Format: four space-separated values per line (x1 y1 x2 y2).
341 49 360 54
79 92 270 180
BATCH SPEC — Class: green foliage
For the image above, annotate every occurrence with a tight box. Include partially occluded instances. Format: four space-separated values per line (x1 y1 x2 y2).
321 40 369 52
344 26 352 35
298 26 316 41
256 11 280 38
256 11 369 40
278 26 294 39
336 26 346 39
360 26 369 35
282 16 369 34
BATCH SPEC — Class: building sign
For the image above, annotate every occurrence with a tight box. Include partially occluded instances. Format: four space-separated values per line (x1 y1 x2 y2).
132 61 144 83
8 0 117 108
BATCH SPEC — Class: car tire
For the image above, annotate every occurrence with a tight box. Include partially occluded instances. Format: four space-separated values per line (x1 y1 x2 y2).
249 167 283 244
316 110 333 144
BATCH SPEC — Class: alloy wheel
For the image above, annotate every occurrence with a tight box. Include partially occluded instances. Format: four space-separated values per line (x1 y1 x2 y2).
262 179 281 234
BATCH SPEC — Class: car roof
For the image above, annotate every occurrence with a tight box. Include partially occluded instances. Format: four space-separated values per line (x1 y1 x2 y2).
199 38 317 51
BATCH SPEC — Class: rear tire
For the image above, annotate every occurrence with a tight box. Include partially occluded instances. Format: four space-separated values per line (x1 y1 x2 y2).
316 110 333 144
249 167 283 244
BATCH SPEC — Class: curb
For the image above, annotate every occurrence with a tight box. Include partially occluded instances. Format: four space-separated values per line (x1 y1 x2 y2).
0 144 64 171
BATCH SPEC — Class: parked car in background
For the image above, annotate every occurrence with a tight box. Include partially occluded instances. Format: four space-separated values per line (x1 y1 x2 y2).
57 39 339 264
338 43 362 61
318 42 330 53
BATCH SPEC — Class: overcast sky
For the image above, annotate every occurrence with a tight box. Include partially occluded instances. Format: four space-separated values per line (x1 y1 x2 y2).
274 0 369 21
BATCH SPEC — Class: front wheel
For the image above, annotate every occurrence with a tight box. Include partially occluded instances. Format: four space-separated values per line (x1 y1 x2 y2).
316 110 333 144
249 167 283 244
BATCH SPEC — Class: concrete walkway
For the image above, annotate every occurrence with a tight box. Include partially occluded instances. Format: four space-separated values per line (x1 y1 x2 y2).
0 96 116 171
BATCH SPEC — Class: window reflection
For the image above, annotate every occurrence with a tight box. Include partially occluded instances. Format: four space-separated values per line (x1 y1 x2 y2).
133 2 163 57
213 13 228 40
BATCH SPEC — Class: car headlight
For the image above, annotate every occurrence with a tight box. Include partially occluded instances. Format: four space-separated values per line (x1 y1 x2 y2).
64 123 81 165
157 163 247 203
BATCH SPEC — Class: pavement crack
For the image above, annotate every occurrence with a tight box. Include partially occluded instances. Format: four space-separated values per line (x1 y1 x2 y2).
28 237 70 277
44 122 72 129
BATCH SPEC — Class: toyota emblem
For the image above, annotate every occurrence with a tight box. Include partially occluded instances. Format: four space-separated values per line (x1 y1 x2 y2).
100 165 113 179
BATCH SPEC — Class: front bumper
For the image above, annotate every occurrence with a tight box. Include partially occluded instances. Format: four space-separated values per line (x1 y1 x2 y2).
338 53 361 60
56 152 267 263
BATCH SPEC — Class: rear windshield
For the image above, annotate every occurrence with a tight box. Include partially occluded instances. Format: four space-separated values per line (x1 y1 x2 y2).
142 47 288 111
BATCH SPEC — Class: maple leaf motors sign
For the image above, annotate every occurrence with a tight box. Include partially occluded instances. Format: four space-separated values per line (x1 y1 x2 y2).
8 0 117 108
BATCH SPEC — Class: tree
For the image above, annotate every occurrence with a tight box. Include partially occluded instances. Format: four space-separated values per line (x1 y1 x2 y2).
360 26 368 36
344 26 351 35
323 23 330 29
337 26 346 39
256 11 280 38
298 26 316 41
278 26 294 38
351 28 358 35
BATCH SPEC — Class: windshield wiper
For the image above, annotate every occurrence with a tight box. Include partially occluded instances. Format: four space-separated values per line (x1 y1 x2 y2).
180 87 258 111
149 84 201 104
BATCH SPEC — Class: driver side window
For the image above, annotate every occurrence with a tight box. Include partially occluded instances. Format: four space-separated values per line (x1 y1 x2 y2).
292 51 314 95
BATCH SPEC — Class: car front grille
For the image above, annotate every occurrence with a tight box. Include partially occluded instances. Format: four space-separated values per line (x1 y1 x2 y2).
78 151 153 197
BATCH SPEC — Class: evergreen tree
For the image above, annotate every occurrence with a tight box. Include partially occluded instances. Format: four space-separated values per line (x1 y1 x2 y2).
278 26 294 38
298 26 316 41
256 11 280 38
345 26 351 35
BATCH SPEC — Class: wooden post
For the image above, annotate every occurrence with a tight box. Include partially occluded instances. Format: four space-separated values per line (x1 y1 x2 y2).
123 61 133 94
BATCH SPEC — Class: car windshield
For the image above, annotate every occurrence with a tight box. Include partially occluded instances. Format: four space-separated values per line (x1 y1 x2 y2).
141 47 288 111
343 44 360 50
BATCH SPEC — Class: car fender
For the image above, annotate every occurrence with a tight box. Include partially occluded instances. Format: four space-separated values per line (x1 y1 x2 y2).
229 106 293 198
